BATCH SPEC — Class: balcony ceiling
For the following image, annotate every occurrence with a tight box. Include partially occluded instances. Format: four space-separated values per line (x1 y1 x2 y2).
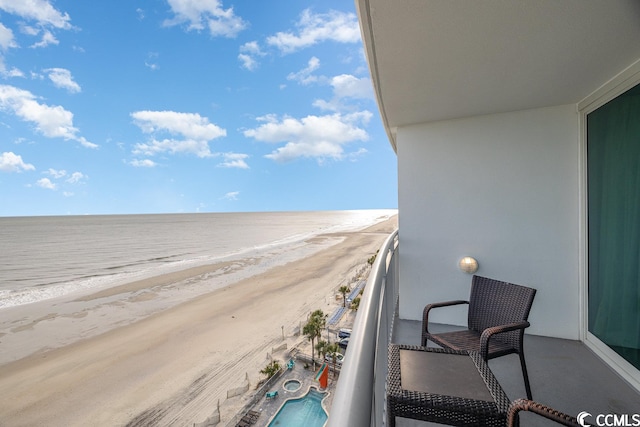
356 0 640 148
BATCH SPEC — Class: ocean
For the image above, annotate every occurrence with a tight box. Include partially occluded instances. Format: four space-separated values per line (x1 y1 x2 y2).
0 210 396 310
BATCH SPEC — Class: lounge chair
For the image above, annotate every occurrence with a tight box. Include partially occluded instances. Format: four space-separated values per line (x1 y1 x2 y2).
237 410 260 426
266 390 278 399
422 275 537 399
287 358 295 370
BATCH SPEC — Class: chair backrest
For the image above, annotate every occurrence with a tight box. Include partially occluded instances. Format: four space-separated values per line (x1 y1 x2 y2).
467 275 536 347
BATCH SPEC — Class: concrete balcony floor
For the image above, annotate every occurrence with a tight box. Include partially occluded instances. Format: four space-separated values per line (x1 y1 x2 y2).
392 319 640 426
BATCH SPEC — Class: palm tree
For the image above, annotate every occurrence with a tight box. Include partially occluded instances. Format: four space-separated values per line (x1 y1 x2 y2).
310 309 327 325
315 340 328 362
325 342 340 365
303 321 318 363
338 285 351 308
303 309 327 365
325 342 340 383
260 360 281 379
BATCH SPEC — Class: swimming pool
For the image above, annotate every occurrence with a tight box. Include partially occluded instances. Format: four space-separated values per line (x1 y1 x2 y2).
267 388 327 427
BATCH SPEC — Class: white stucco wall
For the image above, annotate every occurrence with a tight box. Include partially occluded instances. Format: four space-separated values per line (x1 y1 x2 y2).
397 104 580 339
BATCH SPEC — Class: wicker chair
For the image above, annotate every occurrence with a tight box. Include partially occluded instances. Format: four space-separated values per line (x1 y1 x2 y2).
422 275 536 399
507 399 579 426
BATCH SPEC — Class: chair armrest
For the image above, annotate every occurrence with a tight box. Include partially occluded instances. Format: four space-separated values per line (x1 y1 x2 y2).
507 398 579 426
422 300 469 335
479 321 530 359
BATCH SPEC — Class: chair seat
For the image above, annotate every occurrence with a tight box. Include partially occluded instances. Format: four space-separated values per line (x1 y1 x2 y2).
425 329 517 359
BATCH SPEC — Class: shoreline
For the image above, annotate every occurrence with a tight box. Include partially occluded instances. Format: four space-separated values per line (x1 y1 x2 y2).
0 216 397 426
0 234 346 365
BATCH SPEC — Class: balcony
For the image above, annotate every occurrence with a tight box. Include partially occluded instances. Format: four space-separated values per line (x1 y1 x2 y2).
328 230 640 426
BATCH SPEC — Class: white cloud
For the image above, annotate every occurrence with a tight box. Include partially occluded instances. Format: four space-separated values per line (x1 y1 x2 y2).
0 151 35 172
43 168 85 184
0 22 19 77
265 140 343 163
66 171 85 183
0 84 96 148
20 25 39 37
287 56 321 85
132 110 226 141
74 136 95 148
240 41 262 55
348 147 368 161
313 74 374 112
330 74 373 100
218 152 249 169
285 60 373 112
244 111 372 163
0 22 16 50
163 0 247 38
1 67 23 78
36 177 56 190
223 191 239 200
311 99 335 111
238 54 257 71
44 68 81 93
31 30 58 48
267 9 360 54
238 41 265 71
131 110 225 158
45 168 66 178
145 52 159 71
0 0 72 29
133 138 214 158
130 159 157 168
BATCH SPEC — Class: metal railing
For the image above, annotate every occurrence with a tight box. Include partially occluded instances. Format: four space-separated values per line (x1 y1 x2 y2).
327 229 399 427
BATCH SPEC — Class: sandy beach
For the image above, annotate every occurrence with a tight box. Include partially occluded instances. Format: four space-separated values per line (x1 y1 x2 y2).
0 216 397 426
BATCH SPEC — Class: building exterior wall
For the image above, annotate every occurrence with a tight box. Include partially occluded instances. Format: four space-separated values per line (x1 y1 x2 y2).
397 104 580 339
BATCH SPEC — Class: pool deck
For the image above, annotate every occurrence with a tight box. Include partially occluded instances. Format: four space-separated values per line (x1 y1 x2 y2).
246 360 337 427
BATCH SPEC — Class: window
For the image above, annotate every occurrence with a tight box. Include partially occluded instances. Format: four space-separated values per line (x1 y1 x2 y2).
587 83 640 369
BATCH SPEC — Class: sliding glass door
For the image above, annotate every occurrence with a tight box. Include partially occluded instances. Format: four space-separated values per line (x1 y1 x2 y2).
587 83 640 370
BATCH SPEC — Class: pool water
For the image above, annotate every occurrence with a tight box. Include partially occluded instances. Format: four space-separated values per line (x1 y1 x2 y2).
283 379 301 391
268 388 327 427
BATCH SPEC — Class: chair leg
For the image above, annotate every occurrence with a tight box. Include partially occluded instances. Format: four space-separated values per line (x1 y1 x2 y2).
519 351 533 400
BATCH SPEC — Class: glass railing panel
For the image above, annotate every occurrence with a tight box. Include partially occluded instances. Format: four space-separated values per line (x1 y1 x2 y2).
327 230 398 427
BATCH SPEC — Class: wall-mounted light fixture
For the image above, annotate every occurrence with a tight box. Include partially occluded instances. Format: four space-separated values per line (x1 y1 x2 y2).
459 256 479 274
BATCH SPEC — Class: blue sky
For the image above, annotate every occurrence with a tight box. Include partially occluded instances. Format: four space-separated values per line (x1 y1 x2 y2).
0 0 397 216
